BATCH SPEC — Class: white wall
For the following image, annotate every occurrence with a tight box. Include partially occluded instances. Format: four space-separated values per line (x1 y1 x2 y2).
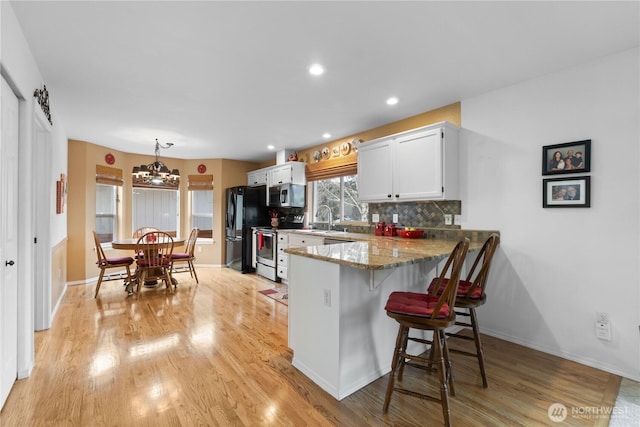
460 48 639 380
1 2 68 376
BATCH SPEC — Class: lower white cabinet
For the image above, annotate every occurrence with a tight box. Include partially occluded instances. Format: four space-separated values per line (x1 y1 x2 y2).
277 232 289 281
277 232 325 281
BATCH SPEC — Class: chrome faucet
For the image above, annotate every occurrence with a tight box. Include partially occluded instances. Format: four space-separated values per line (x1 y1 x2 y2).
316 204 333 231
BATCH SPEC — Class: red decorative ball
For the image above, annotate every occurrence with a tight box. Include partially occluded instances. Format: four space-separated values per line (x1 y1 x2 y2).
105 153 115 165
197 164 207 173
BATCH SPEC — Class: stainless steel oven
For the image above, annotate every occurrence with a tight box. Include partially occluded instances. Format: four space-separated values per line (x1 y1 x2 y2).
255 228 278 281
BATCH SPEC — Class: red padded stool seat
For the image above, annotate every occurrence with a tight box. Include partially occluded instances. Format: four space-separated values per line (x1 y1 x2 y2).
383 238 469 427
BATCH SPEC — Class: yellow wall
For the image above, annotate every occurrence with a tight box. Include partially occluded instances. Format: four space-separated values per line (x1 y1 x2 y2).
67 140 263 282
295 102 461 165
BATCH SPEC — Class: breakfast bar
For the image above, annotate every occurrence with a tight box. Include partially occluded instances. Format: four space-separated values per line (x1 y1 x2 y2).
285 233 488 400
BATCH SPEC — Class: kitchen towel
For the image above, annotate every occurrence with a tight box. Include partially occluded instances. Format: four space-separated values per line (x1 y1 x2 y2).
258 232 264 250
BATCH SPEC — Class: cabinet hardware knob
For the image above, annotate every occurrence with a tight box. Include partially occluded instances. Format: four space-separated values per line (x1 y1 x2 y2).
5 260 15 266
387 194 392 198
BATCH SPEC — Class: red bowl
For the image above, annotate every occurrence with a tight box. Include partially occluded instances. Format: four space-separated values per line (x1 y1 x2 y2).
397 229 425 239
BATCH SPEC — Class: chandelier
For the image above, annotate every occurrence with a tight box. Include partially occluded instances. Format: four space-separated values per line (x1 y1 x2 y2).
131 139 180 187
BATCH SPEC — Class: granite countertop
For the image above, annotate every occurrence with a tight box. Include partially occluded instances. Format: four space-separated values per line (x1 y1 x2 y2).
283 229 491 270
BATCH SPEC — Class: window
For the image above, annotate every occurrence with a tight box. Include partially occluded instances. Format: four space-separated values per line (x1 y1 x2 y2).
190 190 213 239
311 175 368 225
187 174 214 239
96 184 118 243
132 188 179 236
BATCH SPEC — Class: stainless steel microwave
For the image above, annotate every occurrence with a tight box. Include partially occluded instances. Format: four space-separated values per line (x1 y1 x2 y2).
269 184 306 208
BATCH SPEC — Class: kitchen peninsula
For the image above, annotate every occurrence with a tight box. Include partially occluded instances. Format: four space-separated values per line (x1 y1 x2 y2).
284 230 492 400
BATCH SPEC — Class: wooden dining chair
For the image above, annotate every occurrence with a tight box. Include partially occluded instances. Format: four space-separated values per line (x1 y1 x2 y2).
428 233 500 388
134 231 174 294
383 238 469 427
132 226 159 238
170 227 199 284
92 231 134 298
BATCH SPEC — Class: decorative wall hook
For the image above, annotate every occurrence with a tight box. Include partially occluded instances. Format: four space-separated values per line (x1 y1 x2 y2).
33 85 53 125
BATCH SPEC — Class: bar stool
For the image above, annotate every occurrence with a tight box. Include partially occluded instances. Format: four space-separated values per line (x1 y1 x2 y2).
383 238 469 427
428 233 499 388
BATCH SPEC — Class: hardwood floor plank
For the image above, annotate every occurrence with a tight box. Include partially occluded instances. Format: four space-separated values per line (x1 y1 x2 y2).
0 268 621 426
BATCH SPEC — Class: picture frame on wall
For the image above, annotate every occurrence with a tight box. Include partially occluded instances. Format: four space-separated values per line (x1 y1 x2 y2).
542 139 591 175
543 176 591 208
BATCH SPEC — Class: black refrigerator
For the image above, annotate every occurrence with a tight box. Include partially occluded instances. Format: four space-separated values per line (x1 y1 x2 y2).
225 185 269 273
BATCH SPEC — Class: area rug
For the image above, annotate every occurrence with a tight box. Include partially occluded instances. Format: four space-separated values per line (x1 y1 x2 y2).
258 285 288 306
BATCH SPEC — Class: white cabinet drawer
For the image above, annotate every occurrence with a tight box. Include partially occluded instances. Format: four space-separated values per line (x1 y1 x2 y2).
277 265 288 280
277 232 289 244
278 253 289 267
289 234 324 247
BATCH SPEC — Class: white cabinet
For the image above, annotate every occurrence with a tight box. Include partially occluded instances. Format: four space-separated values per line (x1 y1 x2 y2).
247 168 268 187
276 232 289 281
277 232 325 281
269 162 306 186
288 233 324 248
357 122 459 202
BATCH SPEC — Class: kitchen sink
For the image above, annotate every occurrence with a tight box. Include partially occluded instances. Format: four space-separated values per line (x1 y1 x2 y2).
299 230 350 235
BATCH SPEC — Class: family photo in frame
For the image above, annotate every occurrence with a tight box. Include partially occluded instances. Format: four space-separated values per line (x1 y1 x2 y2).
542 139 591 175
543 176 591 208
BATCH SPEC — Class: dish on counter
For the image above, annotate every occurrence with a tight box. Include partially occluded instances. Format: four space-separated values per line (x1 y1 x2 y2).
397 229 425 239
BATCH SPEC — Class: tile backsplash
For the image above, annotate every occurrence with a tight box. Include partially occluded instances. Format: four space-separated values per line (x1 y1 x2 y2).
369 200 461 228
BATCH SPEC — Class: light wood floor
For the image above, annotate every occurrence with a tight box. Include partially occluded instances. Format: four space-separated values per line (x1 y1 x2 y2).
0 267 620 426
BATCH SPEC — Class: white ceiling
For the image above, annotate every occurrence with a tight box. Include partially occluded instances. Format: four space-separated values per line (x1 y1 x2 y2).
8 1 639 162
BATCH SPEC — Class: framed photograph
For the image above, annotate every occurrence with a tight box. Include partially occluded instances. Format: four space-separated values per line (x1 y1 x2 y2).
542 139 591 175
543 176 590 208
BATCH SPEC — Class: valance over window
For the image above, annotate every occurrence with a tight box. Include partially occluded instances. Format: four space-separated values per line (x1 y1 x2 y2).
96 165 123 186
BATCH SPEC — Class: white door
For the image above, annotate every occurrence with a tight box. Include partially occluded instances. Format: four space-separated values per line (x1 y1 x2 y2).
356 138 394 201
395 127 443 200
0 76 20 408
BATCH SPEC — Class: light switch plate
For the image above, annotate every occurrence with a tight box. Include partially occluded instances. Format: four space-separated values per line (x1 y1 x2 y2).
444 214 452 225
372 213 380 223
393 214 398 223
454 214 462 225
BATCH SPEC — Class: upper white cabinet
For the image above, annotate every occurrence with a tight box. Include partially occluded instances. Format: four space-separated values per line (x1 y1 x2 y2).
357 122 459 202
247 162 306 187
269 162 306 186
247 168 269 187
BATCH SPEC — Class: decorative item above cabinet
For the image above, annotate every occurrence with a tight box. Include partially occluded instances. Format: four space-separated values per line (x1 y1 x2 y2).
357 121 460 202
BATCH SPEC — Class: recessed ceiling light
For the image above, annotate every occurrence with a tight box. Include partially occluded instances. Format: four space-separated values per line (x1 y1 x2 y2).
386 97 399 106
267 145 275 150
322 133 331 139
309 63 325 76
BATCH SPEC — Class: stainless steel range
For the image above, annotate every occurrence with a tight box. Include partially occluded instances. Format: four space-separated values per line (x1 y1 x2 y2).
255 228 278 281
255 207 305 281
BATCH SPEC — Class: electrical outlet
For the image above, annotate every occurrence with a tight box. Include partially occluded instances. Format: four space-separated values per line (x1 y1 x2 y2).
392 213 399 223
597 312 609 324
454 214 462 225
444 214 452 225
372 213 380 223
595 321 611 341
323 289 331 307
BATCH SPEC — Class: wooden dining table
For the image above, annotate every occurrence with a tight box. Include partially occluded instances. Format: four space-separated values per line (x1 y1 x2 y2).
112 237 186 293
